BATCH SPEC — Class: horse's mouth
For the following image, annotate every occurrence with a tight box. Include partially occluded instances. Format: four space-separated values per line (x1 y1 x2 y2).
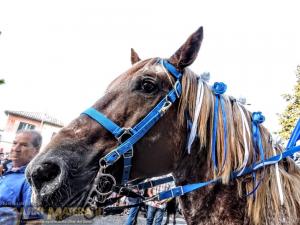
56 190 90 220
63 187 89 208
34 186 91 221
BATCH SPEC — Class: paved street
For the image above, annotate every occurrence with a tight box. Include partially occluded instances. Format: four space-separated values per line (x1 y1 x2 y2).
44 213 187 225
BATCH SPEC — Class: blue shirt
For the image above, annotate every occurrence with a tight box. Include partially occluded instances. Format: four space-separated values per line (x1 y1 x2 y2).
0 162 42 224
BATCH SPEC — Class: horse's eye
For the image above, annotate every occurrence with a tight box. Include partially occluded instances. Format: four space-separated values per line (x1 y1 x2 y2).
142 80 157 93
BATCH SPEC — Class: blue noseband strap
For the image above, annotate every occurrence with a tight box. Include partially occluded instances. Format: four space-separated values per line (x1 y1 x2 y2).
82 108 124 138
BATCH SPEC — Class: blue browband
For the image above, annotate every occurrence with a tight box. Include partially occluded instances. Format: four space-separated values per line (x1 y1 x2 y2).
82 59 182 184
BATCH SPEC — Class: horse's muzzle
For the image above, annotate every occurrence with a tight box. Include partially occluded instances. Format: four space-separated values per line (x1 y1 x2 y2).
26 157 66 206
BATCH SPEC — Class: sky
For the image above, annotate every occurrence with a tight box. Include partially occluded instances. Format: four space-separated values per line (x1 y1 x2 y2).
0 0 299 134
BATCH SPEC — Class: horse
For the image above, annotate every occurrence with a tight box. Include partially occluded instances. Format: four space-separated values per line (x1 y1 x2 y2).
25 26 300 225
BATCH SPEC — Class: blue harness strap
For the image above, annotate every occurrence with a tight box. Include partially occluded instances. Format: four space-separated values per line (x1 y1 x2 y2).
103 88 181 165
154 117 300 201
82 59 182 185
122 144 299 202
160 59 182 79
82 108 124 138
82 108 134 184
286 119 300 149
157 144 300 201
131 82 182 134
145 116 300 202
134 176 174 190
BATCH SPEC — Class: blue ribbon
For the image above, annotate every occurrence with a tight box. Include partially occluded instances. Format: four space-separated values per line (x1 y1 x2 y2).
247 111 266 196
220 97 228 170
211 82 228 171
211 96 219 170
252 112 265 161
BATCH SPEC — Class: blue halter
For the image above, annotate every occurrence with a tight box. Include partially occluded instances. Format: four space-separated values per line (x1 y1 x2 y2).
82 59 182 184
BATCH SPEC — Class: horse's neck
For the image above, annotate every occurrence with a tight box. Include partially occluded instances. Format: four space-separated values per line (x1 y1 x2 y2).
178 184 249 225
173 146 249 225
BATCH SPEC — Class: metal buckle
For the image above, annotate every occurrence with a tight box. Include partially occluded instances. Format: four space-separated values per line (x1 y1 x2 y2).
159 97 172 116
99 150 121 168
123 148 133 158
117 128 133 143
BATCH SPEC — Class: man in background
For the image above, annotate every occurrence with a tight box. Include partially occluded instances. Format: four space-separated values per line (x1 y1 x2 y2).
146 175 174 225
0 130 43 225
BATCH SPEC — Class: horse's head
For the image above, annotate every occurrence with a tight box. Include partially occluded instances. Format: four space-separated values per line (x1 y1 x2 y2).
25 27 204 213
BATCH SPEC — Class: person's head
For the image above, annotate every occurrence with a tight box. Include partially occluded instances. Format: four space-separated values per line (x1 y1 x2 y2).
10 130 42 168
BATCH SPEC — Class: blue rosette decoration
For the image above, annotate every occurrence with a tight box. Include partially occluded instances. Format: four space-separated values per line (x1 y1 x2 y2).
212 82 227 95
252 111 265 125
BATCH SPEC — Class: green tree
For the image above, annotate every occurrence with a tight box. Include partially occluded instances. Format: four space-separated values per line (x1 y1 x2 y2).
0 79 4 85
278 65 300 140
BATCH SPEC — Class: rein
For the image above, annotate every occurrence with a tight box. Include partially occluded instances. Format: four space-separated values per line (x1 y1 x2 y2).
81 59 300 217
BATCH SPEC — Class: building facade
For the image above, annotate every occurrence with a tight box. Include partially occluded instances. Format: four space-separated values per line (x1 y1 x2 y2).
0 110 64 154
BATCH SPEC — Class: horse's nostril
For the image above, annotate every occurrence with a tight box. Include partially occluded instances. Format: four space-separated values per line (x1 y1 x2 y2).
31 162 61 191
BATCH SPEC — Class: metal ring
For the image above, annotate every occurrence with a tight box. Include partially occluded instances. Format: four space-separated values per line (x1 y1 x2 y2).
99 158 108 168
96 173 116 196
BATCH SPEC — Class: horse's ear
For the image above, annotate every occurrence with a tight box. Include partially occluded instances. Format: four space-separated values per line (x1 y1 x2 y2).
131 48 141 65
168 26 203 70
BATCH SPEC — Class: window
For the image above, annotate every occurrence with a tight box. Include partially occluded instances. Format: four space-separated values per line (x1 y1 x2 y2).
17 122 35 131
